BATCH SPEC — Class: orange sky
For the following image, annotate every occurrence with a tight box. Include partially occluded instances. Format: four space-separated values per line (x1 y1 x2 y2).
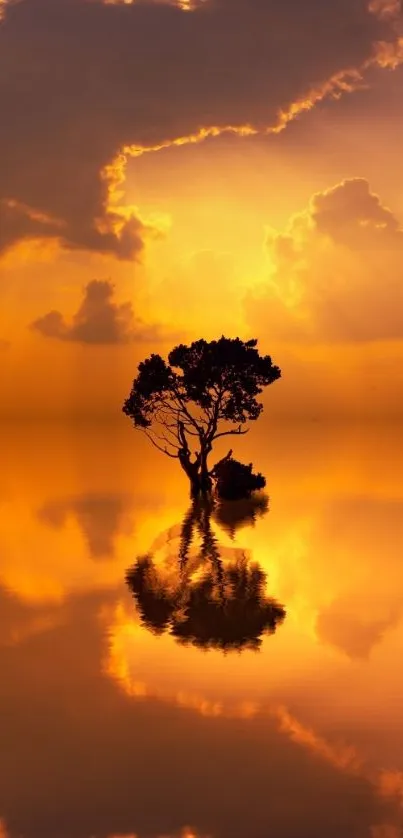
1 0 403 418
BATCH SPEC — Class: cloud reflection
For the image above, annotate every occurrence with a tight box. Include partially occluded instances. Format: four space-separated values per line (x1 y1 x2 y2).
0 583 398 838
316 598 401 660
38 492 133 560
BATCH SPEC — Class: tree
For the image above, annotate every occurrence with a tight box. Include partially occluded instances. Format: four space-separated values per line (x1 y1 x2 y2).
122 336 281 497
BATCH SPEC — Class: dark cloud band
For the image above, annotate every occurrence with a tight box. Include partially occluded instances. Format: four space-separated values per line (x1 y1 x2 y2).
0 0 400 258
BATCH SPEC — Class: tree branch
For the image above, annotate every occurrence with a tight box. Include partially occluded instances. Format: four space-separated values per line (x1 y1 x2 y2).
206 387 223 442
142 429 179 459
171 387 203 435
157 395 203 441
180 419 200 436
157 419 181 446
213 425 250 441
155 430 180 449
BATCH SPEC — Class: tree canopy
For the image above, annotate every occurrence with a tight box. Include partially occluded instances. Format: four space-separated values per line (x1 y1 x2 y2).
123 336 281 495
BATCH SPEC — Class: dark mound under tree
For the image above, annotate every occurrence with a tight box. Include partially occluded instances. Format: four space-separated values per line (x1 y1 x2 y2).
122 337 281 498
212 456 266 501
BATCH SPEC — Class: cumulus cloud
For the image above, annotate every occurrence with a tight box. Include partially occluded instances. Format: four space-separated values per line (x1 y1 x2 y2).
0 184 149 262
247 178 403 342
30 279 166 345
0 0 401 258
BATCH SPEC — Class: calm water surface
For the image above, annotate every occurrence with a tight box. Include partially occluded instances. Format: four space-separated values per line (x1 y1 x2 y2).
1 421 403 838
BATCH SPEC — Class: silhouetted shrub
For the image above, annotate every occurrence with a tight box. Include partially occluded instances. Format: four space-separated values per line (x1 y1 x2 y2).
213 457 266 501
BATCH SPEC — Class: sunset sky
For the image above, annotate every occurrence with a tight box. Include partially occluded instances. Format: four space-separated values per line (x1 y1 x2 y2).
1 0 403 418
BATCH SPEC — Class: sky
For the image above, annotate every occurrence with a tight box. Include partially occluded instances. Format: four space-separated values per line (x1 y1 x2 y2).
1 0 403 418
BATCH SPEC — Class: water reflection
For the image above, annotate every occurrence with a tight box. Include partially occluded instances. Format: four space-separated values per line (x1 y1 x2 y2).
126 497 285 651
0 422 403 838
213 492 269 538
2 582 397 838
38 492 133 560
316 596 402 661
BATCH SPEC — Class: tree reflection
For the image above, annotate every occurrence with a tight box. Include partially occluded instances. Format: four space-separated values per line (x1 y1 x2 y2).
213 493 269 539
126 499 285 652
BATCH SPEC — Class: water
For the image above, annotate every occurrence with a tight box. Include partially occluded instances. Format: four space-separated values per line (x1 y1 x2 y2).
1 420 403 838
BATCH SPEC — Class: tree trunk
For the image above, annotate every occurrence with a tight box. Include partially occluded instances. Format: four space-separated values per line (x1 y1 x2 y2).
199 457 212 495
190 475 201 499
189 470 212 498
178 441 214 498
179 450 202 498
180 462 212 499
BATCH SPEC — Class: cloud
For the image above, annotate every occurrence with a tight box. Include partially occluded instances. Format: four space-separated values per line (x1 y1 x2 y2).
246 178 403 343
0 340 10 351
30 279 166 345
0 0 402 258
311 178 402 248
369 0 401 21
0 191 149 263
38 492 133 558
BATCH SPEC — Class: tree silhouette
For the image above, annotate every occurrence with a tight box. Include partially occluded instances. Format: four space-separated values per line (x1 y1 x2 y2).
123 337 281 497
125 499 285 652
212 456 266 501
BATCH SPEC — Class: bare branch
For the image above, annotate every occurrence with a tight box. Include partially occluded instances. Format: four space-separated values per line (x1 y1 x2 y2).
154 406 199 453
153 429 180 450
142 429 179 459
206 387 223 441
157 393 206 437
213 425 250 441
155 404 177 425
171 387 202 434
156 419 181 445
156 391 212 439
180 420 200 437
